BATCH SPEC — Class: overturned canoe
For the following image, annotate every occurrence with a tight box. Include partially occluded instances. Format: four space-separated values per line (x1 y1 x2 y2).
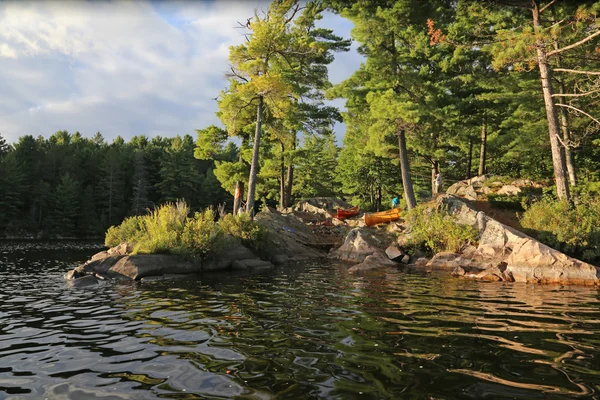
337 206 359 220
364 208 402 227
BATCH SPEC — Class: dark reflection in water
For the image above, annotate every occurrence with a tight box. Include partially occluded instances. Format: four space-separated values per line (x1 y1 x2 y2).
2 241 600 399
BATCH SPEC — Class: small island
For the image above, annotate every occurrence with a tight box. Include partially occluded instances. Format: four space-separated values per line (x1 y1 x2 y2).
65 175 600 287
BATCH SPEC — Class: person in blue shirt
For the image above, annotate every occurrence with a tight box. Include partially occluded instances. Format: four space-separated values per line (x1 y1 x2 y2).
391 196 400 209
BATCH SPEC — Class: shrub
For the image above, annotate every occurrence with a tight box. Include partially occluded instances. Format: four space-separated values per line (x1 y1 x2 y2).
179 209 223 256
105 216 144 248
104 202 267 258
520 196 600 262
134 201 189 254
406 205 478 255
219 212 268 252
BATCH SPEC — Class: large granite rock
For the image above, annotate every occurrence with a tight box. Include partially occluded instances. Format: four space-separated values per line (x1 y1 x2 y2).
329 228 397 273
66 207 331 284
424 195 600 285
255 207 328 264
67 237 276 282
294 197 353 218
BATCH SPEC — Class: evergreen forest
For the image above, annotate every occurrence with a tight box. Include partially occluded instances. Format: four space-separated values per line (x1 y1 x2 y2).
1 0 600 238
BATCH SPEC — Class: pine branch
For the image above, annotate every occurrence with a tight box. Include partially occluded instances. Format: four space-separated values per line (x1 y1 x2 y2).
551 89 600 98
555 103 600 125
538 0 556 14
553 68 600 76
547 30 600 57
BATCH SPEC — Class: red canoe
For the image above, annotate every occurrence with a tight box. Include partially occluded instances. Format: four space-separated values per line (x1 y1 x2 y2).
337 206 359 220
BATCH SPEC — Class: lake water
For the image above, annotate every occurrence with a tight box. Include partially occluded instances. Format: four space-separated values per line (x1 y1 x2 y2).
1 241 600 399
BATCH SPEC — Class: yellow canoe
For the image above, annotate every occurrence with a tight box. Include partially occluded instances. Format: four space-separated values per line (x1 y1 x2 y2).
364 208 402 227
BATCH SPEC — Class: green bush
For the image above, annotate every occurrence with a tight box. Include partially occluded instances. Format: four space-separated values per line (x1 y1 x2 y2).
406 205 478 255
105 216 144 248
134 201 189 254
219 212 267 252
520 196 600 262
104 202 265 258
180 209 223 256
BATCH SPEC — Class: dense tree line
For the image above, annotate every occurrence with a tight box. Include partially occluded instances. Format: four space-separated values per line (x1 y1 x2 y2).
2 0 600 237
0 132 232 237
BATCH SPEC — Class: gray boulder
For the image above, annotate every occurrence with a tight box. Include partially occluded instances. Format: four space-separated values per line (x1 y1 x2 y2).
385 244 405 262
255 207 328 262
428 194 600 286
294 197 353 218
330 228 398 273
497 184 522 196
69 275 99 287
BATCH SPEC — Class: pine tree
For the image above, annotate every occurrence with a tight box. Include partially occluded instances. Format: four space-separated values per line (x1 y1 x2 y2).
0 153 26 232
129 151 152 215
156 135 203 207
219 0 348 216
0 133 9 158
49 173 80 236
99 145 125 227
293 133 339 199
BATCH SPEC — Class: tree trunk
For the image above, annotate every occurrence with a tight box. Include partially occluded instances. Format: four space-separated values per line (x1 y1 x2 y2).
233 181 243 215
108 170 113 226
478 120 487 176
532 3 570 200
376 184 381 211
431 160 439 196
279 142 286 211
284 133 296 208
558 90 576 186
397 130 417 209
246 96 263 216
232 138 246 216
466 138 473 179
554 54 577 186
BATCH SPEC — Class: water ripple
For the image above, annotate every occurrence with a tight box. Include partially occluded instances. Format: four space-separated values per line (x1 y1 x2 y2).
2 241 600 398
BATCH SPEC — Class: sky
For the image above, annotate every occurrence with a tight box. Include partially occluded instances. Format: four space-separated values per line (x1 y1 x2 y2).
0 0 363 145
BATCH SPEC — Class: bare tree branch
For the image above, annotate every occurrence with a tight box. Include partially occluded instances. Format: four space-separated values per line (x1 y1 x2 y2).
553 68 600 76
538 0 556 14
226 66 249 83
284 4 303 25
547 30 600 57
555 103 600 125
551 89 600 98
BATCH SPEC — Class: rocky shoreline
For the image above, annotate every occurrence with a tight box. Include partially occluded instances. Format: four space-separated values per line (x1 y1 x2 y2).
65 191 600 288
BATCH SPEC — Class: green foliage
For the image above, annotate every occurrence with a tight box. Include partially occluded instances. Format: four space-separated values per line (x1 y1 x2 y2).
105 201 223 257
219 213 268 252
49 173 80 236
0 133 9 157
293 133 339 199
105 216 144 248
105 202 268 258
134 201 190 254
0 153 26 231
179 209 224 257
406 205 479 255
520 197 600 263
194 126 228 160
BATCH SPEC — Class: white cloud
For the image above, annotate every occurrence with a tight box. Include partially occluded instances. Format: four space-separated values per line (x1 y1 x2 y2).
0 43 16 58
0 1 362 144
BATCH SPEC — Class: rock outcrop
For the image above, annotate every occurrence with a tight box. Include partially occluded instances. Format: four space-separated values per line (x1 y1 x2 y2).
294 197 353 218
255 207 330 264
425 195 600 285
329 228 398 273
446 175 543 202
65 206 334 284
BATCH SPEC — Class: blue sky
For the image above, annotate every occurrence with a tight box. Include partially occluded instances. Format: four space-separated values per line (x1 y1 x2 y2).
0 1 362 144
